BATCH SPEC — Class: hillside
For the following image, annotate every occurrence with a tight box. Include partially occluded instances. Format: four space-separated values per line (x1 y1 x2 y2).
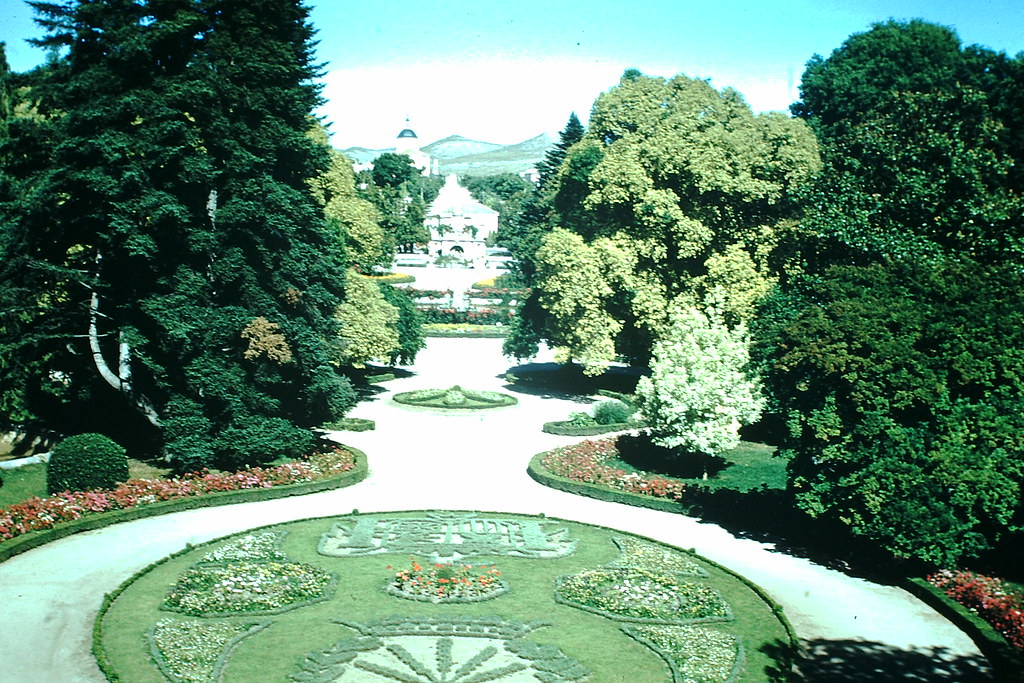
340 132 556 176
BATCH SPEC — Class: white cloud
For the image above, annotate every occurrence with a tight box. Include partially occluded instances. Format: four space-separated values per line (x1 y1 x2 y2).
316 57 798 150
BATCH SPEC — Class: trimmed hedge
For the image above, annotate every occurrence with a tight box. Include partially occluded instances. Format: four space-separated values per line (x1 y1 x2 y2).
359 272 415 284
423 324 509 338
393 386 517 410
904 577 1024 682
0 448 368 565
527 451 683 514
47 433 128 495
321 418 376 432
542 421 637 436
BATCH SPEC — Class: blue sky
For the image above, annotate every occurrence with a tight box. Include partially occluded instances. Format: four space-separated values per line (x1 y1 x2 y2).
2 0 1022 149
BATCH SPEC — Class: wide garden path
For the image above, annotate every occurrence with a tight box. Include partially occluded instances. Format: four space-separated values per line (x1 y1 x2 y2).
0 337 993 681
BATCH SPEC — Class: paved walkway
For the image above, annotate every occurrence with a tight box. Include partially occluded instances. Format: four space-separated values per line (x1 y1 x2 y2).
0 337 992 681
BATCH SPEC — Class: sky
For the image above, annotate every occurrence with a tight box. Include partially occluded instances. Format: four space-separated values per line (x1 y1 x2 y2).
2 0 1023 150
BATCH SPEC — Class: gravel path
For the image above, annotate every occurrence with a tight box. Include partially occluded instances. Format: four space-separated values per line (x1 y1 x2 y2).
0 336 993 681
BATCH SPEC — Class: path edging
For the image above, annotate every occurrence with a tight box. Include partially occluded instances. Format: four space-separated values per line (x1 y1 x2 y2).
0 447 368 565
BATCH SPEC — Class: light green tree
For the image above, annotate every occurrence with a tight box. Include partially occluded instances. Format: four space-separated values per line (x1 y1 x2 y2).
525 71 819 369
334 271 399 366
637 307 765 456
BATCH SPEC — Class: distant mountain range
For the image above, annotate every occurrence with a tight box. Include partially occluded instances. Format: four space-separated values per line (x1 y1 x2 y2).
340 133 556 176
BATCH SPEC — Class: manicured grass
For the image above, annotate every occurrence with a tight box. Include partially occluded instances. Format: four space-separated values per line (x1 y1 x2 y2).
96 511 795 682
0 462 46 507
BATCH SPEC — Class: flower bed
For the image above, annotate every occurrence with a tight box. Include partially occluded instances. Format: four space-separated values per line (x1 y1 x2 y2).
164 561 336 616
0 448 357 543
927 569 1024 652
385 557 507 603
555 567 731 623
539 439 685 502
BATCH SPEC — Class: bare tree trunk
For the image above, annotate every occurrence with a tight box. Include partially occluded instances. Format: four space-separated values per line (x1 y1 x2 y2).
88 291 161 427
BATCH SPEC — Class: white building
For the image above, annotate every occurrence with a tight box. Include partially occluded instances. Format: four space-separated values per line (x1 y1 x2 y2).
425 174 499 263
394 119 436 176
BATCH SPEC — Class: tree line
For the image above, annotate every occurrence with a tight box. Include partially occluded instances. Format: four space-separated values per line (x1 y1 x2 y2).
0 0 427 473
503 21 1024 567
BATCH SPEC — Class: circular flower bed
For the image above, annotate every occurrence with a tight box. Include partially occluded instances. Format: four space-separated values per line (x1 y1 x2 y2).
392 385 518 410
385 557 507 603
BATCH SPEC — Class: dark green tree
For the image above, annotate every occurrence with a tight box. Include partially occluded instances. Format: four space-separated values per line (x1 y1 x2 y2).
463 173 531 236
792 20 1024 267
378 283 425 365
0 0 355 470
370 152 419 188
752 260 1024 566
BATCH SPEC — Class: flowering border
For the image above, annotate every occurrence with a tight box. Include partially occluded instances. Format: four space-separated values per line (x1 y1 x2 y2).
530 439 685 509
927 570 1024 652
0 446 367 563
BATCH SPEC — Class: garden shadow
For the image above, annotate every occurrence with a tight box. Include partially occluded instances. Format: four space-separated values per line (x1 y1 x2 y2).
500 361 643 401
774 639 995 681
615 434 729 479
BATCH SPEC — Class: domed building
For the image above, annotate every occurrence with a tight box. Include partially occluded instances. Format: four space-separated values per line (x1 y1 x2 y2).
393 119 435 176
425 174 498 264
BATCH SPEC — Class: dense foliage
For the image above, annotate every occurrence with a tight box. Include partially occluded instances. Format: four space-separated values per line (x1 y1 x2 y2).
753 260 1024 565
508 71 819 373
793 19 1024 268
0 1 359 470
46 432 128 494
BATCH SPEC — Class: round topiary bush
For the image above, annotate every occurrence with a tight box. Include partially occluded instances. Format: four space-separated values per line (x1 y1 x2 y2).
47 432 129 494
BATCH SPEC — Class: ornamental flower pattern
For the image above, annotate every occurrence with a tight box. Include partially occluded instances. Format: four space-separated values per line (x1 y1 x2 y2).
386 558 507 603
289 616 589 683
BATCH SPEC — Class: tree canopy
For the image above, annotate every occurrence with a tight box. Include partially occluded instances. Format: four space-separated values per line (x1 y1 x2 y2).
514 71 819 372
0 0 356 469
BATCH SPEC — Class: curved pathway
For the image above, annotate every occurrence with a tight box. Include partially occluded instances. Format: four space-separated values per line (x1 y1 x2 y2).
0 338 992 681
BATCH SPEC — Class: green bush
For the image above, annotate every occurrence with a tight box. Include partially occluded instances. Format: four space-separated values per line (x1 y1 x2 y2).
47 433 128 494
592 399 635 425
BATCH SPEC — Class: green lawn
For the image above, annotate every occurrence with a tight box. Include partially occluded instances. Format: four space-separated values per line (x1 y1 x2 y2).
97 512 794 682
0 462 46 507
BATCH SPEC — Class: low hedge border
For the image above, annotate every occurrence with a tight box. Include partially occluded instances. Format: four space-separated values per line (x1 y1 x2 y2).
542 421 638 436
903 577 1024 682
424 324 509 338
0 447 368 565
527 451 684 515
321 418 376 432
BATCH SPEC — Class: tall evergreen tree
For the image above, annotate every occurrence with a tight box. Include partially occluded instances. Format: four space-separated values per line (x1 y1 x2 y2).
0 0 355 469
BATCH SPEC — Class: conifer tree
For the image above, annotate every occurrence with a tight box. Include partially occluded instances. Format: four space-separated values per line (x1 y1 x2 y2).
0 0 355 469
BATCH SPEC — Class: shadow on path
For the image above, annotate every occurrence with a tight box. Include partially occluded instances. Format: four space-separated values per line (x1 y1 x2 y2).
782 639 994 681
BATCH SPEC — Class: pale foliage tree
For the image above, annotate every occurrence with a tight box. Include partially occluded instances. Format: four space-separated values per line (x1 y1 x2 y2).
334 271 399 366
637 306 766 455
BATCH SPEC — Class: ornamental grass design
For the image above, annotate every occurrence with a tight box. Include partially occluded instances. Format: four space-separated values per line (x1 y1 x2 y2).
392 385 518 410
97 513 792 682
290 616 589 683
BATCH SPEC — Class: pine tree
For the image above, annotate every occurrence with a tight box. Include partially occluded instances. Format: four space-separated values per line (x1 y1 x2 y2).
0 0 355 469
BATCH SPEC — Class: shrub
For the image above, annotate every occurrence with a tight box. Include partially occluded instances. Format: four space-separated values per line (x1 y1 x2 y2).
593 399 635 426
47 433 128 495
